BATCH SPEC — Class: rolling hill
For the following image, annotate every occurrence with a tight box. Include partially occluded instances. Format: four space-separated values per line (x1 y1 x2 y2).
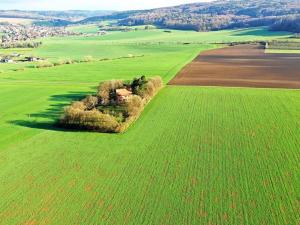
0 10 114 26
80 0 300 32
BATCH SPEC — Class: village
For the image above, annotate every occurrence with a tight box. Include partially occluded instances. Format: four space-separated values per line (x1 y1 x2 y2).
0 24 110 43
0 24 78 44
0 24 109 63
0 24 75 64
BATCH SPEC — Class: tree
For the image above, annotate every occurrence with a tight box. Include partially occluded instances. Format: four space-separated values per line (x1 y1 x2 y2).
82 95 98 110
125 95 143 117
97 80 123 105
131 76 147 95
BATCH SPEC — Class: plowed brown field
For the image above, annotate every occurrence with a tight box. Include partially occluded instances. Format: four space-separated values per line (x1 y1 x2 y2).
169 44 300 89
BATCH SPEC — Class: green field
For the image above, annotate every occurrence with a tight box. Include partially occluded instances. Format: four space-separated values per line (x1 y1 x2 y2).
0 27 291 73
0 44 212 83
0 27 299 225
66 24 101 33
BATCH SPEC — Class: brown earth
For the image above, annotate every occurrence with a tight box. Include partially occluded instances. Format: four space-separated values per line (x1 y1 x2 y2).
169 44 300 89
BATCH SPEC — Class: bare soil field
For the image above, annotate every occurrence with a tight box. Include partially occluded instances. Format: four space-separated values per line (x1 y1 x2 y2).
169 44 300 89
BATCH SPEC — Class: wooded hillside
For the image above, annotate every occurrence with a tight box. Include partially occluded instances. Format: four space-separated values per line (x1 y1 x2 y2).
81 0 300 32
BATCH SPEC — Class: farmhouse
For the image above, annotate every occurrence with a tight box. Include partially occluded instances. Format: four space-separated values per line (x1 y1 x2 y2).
97 31 107 35
116 88 132 103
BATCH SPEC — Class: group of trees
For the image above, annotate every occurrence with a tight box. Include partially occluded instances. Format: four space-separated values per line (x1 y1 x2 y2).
35 56 94 68
98 80 124 105
1 41 42 49
267 40 300 50
59 76 163 133
59 101 120 132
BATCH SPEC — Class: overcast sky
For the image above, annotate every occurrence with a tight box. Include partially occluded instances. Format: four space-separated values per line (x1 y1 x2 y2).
0 0 213 11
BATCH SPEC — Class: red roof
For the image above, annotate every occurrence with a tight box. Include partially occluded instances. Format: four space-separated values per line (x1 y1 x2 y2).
116 89 132 97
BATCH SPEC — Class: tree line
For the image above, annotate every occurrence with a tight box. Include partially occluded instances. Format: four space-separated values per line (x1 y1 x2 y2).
270 16 300 33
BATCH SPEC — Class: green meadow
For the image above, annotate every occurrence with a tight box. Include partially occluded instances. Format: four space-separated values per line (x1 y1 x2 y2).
0 27 299 225
0 27 291 73
66 24 101 34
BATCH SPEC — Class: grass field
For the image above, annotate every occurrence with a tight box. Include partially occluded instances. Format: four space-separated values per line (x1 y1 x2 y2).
0 44 213 83
0 26 299 225
0 27 291 73
32 27 290 60
59 27 290 44
0 85 299 225
66 24 101 34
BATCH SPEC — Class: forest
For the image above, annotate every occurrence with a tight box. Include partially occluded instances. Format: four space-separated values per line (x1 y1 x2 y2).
81 0 300 32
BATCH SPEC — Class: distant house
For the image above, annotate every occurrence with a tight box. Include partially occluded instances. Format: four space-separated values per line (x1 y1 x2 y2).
97 31 107 35
11 53 20 57
25 57 39 62
116 89 132 103
1 57 13 63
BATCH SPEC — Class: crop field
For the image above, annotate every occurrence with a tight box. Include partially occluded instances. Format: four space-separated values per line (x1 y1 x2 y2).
30 27 290 60
0 85 299 225
169 44 300 88
0 27 299 225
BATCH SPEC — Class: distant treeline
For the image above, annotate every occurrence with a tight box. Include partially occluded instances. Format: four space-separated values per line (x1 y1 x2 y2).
77 0 300 33
270 16 300 33
24 0 300 33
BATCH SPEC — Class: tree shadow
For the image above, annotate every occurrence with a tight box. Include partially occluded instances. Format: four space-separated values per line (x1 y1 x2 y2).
231 28 288 37
11 120 68 131
10 91 93 132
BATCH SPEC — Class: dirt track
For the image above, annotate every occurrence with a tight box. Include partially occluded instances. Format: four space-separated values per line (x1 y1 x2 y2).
169 44 300 89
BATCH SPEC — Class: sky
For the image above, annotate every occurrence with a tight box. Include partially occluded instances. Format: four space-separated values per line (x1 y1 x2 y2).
0 0 213 11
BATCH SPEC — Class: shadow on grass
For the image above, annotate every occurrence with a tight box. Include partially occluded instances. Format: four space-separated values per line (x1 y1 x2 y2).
231 28 288 37
10 91 92 132
11 120 68 131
